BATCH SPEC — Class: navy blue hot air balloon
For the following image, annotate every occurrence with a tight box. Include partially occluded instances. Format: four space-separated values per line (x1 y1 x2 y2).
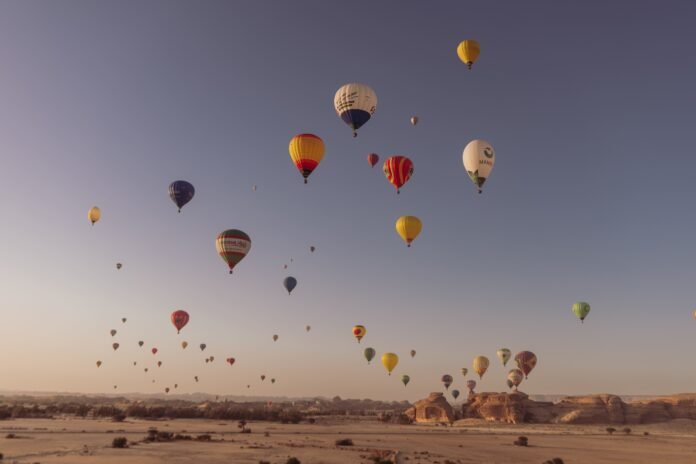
168 180 195 212
283 276 297 295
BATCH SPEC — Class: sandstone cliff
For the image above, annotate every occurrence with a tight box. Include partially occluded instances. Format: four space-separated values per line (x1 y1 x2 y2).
405 392 454 423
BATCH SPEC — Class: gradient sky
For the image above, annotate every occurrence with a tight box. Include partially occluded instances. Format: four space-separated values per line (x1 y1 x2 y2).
1 1 696 401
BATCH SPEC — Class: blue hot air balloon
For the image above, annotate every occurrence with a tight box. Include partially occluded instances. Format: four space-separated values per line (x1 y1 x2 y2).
168 180 195 212
283 276 297 295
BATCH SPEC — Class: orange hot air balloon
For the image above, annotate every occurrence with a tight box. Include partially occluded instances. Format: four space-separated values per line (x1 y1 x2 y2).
383 156 414 194
171 310 190 334
289 133 325 184
352 325 366 343
151 347 158 355
367 153 379 168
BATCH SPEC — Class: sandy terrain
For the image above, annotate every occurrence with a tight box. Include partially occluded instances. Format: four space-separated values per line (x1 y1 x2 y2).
1 416 695 463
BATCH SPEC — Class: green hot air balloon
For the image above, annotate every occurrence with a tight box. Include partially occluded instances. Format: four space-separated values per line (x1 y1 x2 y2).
401 374 410 387
572 301 591 323
364 347 376 364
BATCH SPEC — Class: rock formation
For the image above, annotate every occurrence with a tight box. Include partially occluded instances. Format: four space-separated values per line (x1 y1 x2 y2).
404 392 454 424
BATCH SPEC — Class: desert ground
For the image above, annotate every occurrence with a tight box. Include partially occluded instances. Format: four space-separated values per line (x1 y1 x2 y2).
1 416 695 464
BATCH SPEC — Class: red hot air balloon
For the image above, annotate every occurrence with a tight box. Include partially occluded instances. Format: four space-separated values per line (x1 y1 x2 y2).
226 357 235 366
514 351 538 379
367 153 379 168
151 347 158 355
383 156 414 194
171 310 190 334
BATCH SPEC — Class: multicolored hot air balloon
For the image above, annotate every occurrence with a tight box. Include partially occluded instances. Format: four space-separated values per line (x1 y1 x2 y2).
181 341 188 349
368 153 379 168
171 310 190 334
497 348 511 366
96 360 102 368
168 180 195 212
473 356 490 379
463 139 495 194
352 325 366 343
283 277 297 295
364 347 376 364
401 374 410 387
466 379 477 392
451 389 460 400
508 369 524 390
110 329 117 337
383 156 414 194
289 133 325 183
151 347 158 355
112 343 119 351
88 206 101 225
216 229 251 274
226 357 235 366
381 352 398 375
457 40 480 69
395 216 422 247
461 368 468 377
334 83 377 137
441 374 453 390
572 301 591 323
410 350 416 358
273 334 279 342
515 351 537 379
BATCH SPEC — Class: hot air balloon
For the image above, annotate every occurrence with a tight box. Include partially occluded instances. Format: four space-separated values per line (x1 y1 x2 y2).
114 385 117 389
165 387 170 394
226 357 235 366
352 325 366 343
334 83 377 137
88 206 101 225
514 351 537 379
441 374 453 390
572 301 591 323
463 139 495 194
401 374 410 387
368 153 379 168
283 277 297 295
273 334 279 342
381 353 398 375
289 133 325 183
271 378 276 384
508 369 524 390
96 361 102 368
497 348 511 366
306 325 311 332
174 384 178 389
144 368 149 372
200 343 207 351
112 343 119 351
168 180 195 212
171 310 190 334
205 358 210 363
116 263 122 270
395 216 422 247
261 375 266 381
310 246 315 253
466 380 477 392
383 156 414 194
216 229 251 274
151 348 158 355
138 341 144 347
410 350 416 358
209 356 214 362
110 329 117 337
194 376 199 382
121 317 126 323
473 356 490 379
456 39 480 69
451 389 460 400
461 368 468 377
157 361 162 367
410 116 419 125
364 347 376 364
181 341 188 349
506 379 514 390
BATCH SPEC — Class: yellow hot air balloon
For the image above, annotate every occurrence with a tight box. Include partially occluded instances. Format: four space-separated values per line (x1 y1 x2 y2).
472 355 490 379
289 134 325 184
88 206 101 225
381 352 399 375
457 40 480 69
395 216 422 247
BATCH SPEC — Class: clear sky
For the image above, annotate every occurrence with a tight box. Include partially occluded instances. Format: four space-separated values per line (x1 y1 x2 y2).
1 1 696 401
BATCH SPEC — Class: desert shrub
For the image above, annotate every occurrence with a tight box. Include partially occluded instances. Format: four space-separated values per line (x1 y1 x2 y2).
622 427 631 435
335 438 354 446
112 413 126 422
307 417 316 424
279 410 302 424
606 427 616 435
112 437 128 448
173 434 192 440
513 436 528 447
643 431 649 436
5 434 15 439
286 458 301 464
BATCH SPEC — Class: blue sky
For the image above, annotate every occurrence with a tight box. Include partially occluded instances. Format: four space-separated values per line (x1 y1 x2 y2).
1 1 695 400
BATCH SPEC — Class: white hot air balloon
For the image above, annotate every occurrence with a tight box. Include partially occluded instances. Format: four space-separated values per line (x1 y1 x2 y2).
334 83 377 137
463 139 495 194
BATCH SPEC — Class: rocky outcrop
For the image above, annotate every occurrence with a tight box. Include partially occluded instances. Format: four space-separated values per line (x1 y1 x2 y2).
553 394 626 424
404 392 454 424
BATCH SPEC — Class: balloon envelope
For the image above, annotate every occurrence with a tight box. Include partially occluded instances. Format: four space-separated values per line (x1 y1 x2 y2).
463 139 495 194
451 389 460 400
200 343 206 351
334 83 377 137
401 374 410 386
112 343 119 351
456 39 480 69
283 276 297 294
461 368 468 377
395 216 422 247
88 206 101 225
367 153 379 168
216 229 251 274
352 325 366 343
151 348 158 355
473 356 490 379
410 349 416 358
364 347 376 364
381 352 398 375
466 380 477 391
441 374 453 389
168 180 195 212
171 310 190 333
289 134 325 183
497 348 511 366
508 368 524 388
572 301 591 323
514 351 538 378
383 156 414 193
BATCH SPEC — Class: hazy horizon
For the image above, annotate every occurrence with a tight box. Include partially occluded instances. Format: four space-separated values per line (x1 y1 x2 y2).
2 1 696 401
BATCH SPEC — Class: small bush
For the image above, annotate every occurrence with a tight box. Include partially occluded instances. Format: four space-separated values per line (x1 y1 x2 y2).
643 431 650 436
5 434 15 439
513 436 528 447
286 458 301 464
335 438 354 446
112 437 128 448
307 417 316 424
622 428 632 435
606 427 616 435
112 413 126 422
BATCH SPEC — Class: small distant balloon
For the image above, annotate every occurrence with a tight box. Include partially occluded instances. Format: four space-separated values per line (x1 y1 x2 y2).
410 116 419 125
88 206 101 226
181 341 188 349
401 374 410 387
271 378 276 384
273 334 279 342
466 380 477 392
383 156 414 194
171 309 190 334
441 374 453 390
216 229 251 274
110 329 117 337
367 153 379 168
96 361 102 368
364 347 376 364
497 348 511 366
116 263 122 270
151 347 158 355
473 356 490 379
261 375 266 381
456 39 480 70
310 245 315 253
283 276 297 294
395 216 422 247
157 361 162 367
226 357 235 366
200 343 207 351
572 301 591 323
112 343 119 351
306 325 311 332
451 389 460 400
461 368 468 377
121 317 126 323
514 351 538 379
138 341 144 347
410 349 416 358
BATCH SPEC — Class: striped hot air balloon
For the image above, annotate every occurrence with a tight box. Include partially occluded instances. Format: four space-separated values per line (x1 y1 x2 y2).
383 156 414 194
216 229 251 274
289 134 325 184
